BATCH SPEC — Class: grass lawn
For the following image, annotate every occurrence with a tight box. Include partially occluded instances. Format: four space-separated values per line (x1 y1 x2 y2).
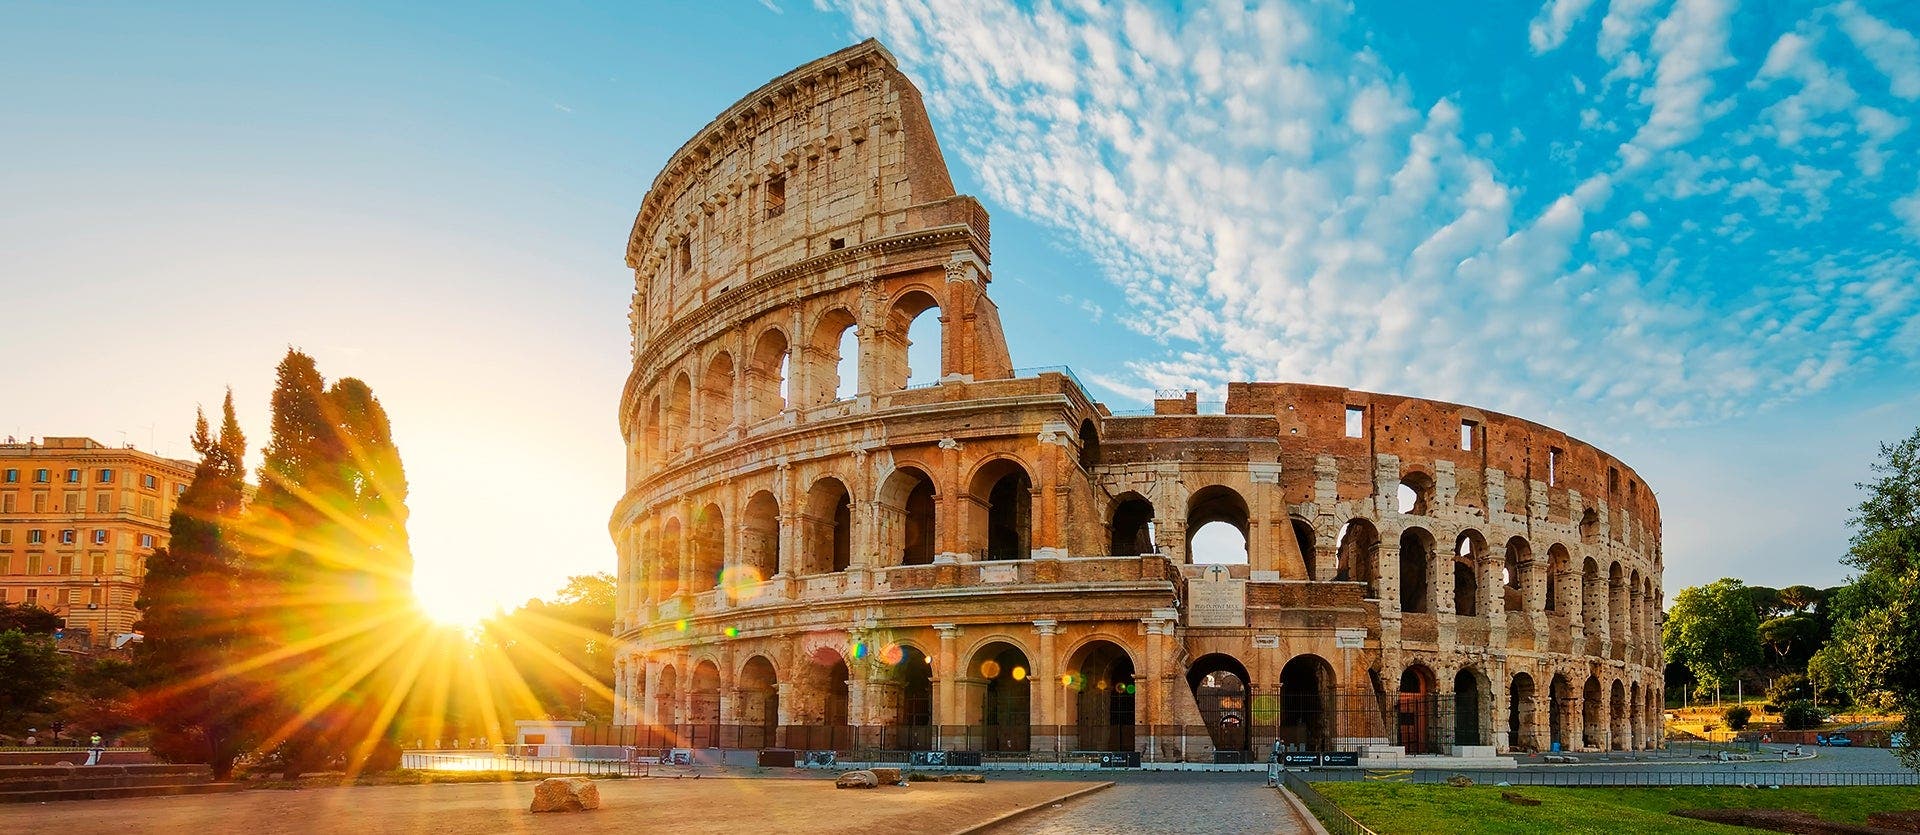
1313 782 1920 834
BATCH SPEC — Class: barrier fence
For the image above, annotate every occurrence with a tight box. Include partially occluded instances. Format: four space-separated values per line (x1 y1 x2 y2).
1305 769 1920 787
1281 770 1377 835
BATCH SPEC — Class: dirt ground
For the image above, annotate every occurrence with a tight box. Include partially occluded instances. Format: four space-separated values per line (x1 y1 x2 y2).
0 777 1105 835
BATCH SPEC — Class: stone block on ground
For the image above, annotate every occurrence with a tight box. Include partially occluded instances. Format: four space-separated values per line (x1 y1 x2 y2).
936 773 985 783
835 770 879 789
869 767 902 785
1446 774 1473 788
1500 791 1541 806
529 777 601 813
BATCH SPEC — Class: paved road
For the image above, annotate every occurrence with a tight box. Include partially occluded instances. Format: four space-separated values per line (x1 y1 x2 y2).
985 772 1308 834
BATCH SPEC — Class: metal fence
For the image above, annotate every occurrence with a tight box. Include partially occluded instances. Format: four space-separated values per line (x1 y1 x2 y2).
1281 770 1377 835
1304 769 1920 787
400 752 645 776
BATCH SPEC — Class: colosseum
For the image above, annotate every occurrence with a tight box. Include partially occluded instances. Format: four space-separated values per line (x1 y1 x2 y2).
609 40 1664 765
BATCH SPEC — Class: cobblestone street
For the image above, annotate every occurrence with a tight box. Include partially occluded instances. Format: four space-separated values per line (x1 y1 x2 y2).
988 772 1308 834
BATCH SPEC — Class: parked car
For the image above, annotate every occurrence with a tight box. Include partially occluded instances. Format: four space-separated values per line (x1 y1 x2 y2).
1891 732 1907 748
1816 733 1853 746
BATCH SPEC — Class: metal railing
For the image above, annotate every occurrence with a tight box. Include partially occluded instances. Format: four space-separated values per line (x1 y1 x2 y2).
400 752 644 776
1282 770 1377 835
1304 769 1920 787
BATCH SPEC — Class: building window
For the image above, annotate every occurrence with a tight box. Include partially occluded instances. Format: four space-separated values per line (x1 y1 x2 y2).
28 529 43 545
59 554 74 574
3 468 16 483
2 493 12 513
175 484 187 496
0 529 10 545
765 174 787 218
27 554 41 574
90 554 106 574
25 588 36 605
88 587 101 606
139 534 156 549
140 498 156 518
92 529 108 545
143 474 157 489
1460 419 1477 451
98 468 115 484
32 494 46 513
96 493 109 513
1345 406 1365 438
64 493 80 513
60 529 76 545
34 469 50 483
67 588 82 604
66 468 81 483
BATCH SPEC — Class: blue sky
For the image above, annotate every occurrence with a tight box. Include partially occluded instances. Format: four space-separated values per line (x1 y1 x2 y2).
4 1 1916 618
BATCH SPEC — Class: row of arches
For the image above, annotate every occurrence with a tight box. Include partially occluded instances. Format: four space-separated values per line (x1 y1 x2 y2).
638 291 945 464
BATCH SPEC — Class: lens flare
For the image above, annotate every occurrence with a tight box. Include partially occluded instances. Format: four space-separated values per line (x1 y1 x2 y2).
1011 665 1027 681
879 644 905 665
724 626 740 638
979 659 1001 678
719 565 765 601
851 641 869 660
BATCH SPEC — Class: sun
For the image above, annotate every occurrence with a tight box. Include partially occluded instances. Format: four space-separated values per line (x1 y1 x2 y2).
413 579 502 628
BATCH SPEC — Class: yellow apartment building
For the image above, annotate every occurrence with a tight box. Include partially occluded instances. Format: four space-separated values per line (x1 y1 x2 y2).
0 436 195 648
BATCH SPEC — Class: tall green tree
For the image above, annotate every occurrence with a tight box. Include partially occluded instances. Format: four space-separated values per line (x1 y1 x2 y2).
246 350 418 777
1825 426 1920 768
1662 578 1763 699
481 573 616 721
134 392 256 777
0 629 66 729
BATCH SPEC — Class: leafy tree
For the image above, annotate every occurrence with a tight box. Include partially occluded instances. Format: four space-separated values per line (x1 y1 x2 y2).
134 391 258 778
1724 705 1751 730
1766 673 1811 707
1779 700 1824 730
1777 585 1823 613
0 602 62 635
0 629 66 727
55 655 143 740
481 573 616 721
1758 613 1821 666
245 350 417 778
1663 578 1763 700
1743 585 1784 620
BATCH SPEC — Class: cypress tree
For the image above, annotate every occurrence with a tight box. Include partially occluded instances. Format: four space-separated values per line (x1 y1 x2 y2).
134 390 254 778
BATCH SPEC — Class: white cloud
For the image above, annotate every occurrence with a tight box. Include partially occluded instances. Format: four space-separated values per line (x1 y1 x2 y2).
1530 0 1599 54
1833 0 1920 100
1624 0 1736 157
1597 0 1665 59
1895 180 1920 240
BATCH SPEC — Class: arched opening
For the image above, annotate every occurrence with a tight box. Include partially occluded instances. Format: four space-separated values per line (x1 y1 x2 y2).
1109 494 1155 556
884 289 942 390
1609 562 1628 646
1579 507 1600 544
1188 653 1252 755
655 665 679 726
1549 673 1573 750
742 490 780 583
689 660 722 727
1582 675 1604 749
1398 471 1434 515
738 656 779 749
1078 419 1100 470
668 373 692 450
1187 485 1250 565
803 478 852 574
1610 679 1628 750
699 352 735 439
1629 682 1643 751
1397 665 1439 754
891 645 934 751
1503 536 1531 612
1066 641 1136 752
877 466 937 567
1292 518 1317 579
1399 528 1434 613
1279 655 1336 751
1454 531 1484 616
969 459 1032 560
1582 557 1602 624
747 328 790 422
1454 668 1485 747
1509 672 1538 752
1336 519 1380 595
797 647 852 752
809 308 859 405
660 518 683 597
691 503 725 592
644 394 662 457
1546 544 1571 612
967 642 1031 752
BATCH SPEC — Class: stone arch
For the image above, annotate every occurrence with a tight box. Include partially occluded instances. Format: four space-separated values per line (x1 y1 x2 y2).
644 393 663 456
1509 671 1539 752
1292 517 1317 579
1454 529 1487 616
1549 672 1574 749
1399 470 1435 515
1397 664 1439 753
1187 653 1253 754
1629 681 1644 751
1609 561 1628 650
1336 519 1381 595
1187 485 1250 565
1610 678 1629 750
1399 527 1436 613
1078 419 1100 470
1582 674 1604 749
877 465 937 567
689 659 722 726
796 644 852 750
699 351 735 439
803 477 852 574
655 663 680 726
668 372 692 450
660 517 683 597
1064 639 1136 752
741 490 780 582
968 456 1033 560
1582 557 1603 627
1503 536 1532 612
1279 654 1337 751
1109 492 1155 556
746 326 789 422
888 643 935 749
881 286 942 390
1453 666 1493 748
808 306 859 405
737 655 779 746
965 641 1033 752
691 502 725 592
1580 507 1600 544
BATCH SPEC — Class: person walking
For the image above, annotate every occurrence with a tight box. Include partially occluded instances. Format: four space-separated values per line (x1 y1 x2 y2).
85 733 105 766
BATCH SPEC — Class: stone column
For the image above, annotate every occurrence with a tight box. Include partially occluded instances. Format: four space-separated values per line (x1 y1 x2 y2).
1032 620 1060 751
933 623 959 741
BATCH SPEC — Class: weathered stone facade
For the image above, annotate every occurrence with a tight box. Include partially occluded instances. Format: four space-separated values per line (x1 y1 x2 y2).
610 40 1663 759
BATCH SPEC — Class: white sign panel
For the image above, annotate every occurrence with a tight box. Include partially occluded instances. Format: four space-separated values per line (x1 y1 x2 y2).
1335 628 1368 649
1187 575 1247 627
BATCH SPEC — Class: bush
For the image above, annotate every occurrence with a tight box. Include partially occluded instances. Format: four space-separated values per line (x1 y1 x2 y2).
1767 674 1811 705
1724 705 1752 730
1761 702 1780 714
1780 700 1824 730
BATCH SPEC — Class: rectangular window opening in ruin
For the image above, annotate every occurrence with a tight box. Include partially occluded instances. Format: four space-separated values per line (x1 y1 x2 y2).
1548 447 1562 486
1345 406 1364 438
1460 419 1476 451
1608 467 1619 496
674 237 691 276
829 237 845 250
765 175 786 218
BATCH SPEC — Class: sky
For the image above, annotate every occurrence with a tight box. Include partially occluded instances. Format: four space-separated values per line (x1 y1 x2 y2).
3 1 1917 623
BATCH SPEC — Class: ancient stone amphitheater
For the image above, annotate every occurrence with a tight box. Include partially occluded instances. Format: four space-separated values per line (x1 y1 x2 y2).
610 40 1663 764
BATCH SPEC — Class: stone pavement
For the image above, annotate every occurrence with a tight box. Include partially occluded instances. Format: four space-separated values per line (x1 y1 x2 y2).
984 771 1310 834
